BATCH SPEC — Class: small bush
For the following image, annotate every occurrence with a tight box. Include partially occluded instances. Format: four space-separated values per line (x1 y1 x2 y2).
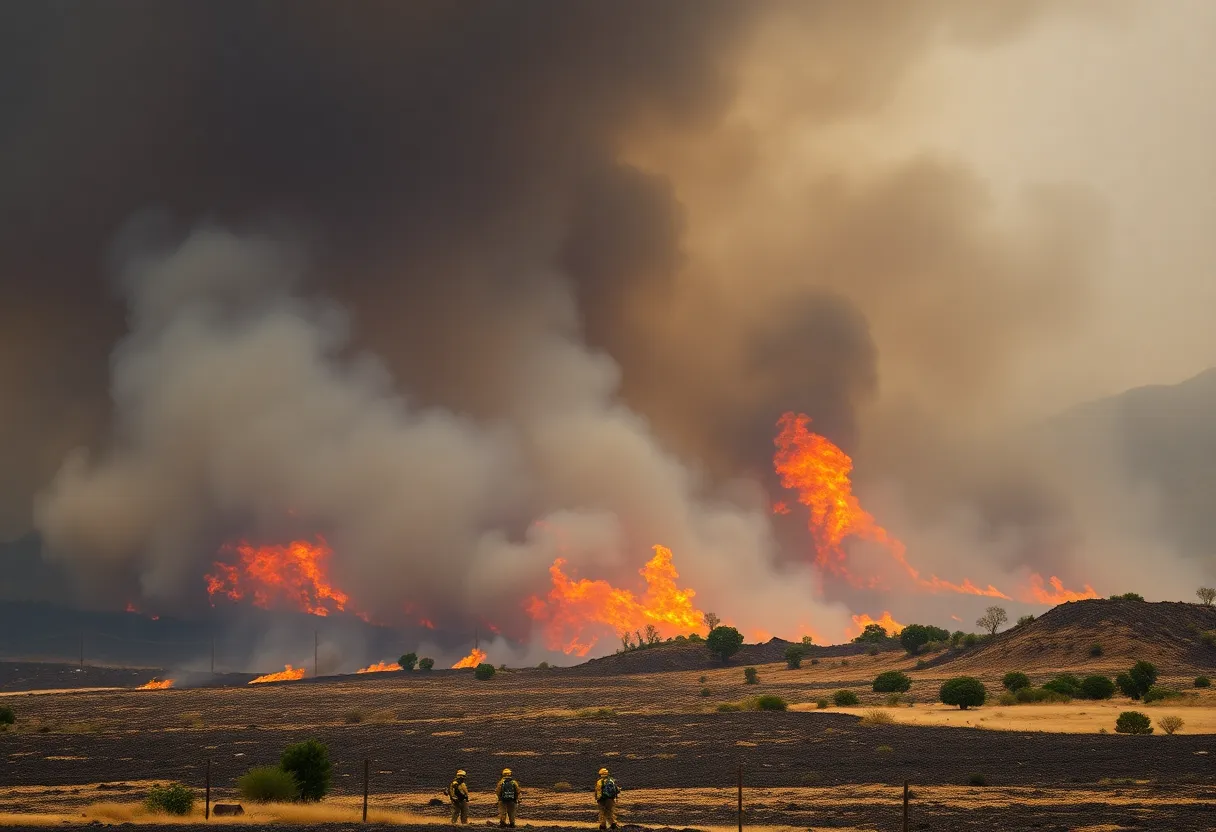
238 766 301 803
1194 676 1211 688
0 706 14 726
743 667 759 685
860 709 894 725
967 774 988 787
884 693 904 706
914 660 927 669
281 739 331 802
963 633 978 648
1015 686 1070 704
474 663 496 681
552 781 574 792
868 646 880 656
398 652 417 671
1043 674 1082 698
1143 686 1181 703
1201 631 1216 647
700 687 711 697
940 677 987 710
1157 715 1184 735
1116 673 1139 700
343 709 365 724
537 661 550 670
1002 672 1031 692
816 699 829 709
717 702 743 712
1110 592 1145 601
809 658 820 666
1128 660 1158 696
873 671 912 693
1080 675 1115 700
752 695 788 711
144 783 195 816
784 646 804 669
699 675 708 684
1089 643 1104 658
418 657 435 670
832 690 860 707
998 692 1018 706
1016 615 1035 627
840 659 850 667
1115 711 1153 735
876 744 893 752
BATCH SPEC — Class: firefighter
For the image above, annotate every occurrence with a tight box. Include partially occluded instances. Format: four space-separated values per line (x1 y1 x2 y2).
594 767 621 829
447 769 470 825
495 767 521 827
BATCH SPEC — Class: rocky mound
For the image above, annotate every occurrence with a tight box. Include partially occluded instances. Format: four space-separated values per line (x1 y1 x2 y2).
927 599 1216 678
559 636 887 676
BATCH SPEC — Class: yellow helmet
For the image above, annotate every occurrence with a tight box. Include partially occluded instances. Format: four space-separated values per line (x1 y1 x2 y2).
456 769 466 777
502 768 512 776
599 768 609 776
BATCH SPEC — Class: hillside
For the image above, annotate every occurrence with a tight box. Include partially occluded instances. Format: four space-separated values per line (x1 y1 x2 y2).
927 598 1216 679
561 635 893 676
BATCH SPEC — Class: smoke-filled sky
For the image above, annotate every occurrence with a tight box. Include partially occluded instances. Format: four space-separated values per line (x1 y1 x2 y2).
4 1 1215 656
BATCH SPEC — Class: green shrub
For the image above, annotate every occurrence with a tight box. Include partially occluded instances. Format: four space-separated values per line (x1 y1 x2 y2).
687 633 703 643
537 661 550 670
1114 711 1153 735
707 626 744 663
997 692 1017 706
281 739 331 802
398 652 418 671
743 667 759 685
1143 686 1181 703
1157 715 1184 735
832 690 860 707
1201 631 1216 647
914 659 927 669
876 744 893 752
963 633 978 648
867 646 879 656
873 671 912 693
1110 592 1145 601
1002 672 1031 692
1116 673 1139 700
238 766 301 803
1089 643 1104 658
1080 675 1115 700
1195 676 1211 688
474 663 496 681
816 698 829 709
853 623 889 644
1129 661 1158 694
784 646 804 669
343 709 365 724
967 774 988 787
940 677 986 710
1043 674 1082 697
840 659 850 666
418 657 434 670
752 695 788 711
552 781 574 792
1016 615 1035 627
0 706 13 726
144 783 195 815
717 702 743 712
1015 686 1070 704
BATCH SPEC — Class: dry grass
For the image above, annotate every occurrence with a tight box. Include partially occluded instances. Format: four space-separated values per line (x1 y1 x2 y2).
792 702 1216 734
858 709 895 726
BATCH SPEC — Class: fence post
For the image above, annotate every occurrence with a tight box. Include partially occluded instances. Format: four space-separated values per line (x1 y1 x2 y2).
737 764 743 832
205 759 211 820
902 780 909 832
362 758 370 822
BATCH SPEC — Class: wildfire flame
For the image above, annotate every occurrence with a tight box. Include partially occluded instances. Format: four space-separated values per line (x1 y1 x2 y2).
206 536 351 617
248 664 306 684
525 544 705 656
848 611 905 639
356 660 400 674
452 648 488 669
774 413 1009 599
125 602 138 613
1023 574 1099 604
136 679 174 690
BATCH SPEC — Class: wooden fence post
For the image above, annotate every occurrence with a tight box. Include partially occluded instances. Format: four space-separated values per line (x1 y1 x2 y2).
737 764 743 832
902 780 909 832
205 758 211 820
362 758 369 822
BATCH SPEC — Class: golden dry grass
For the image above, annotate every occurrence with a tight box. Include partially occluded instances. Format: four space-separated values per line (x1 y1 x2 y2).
792 701 1216 733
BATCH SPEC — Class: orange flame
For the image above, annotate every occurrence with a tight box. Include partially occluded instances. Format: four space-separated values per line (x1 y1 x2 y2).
419 618 435 630
205 536 351 617
848 611 905 639
774 413 1009 599
525 544 705 656
248 664 306 684
1023 574 1099 604
452 648 488 669
356 660 400 674
125 602 138 614
136 678 174 690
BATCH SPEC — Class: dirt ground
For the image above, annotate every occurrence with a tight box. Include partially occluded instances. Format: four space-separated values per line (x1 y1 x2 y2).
2 658 1215 831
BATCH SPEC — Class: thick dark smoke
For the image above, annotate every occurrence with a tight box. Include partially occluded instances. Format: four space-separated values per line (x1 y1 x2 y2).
8 1 1199 658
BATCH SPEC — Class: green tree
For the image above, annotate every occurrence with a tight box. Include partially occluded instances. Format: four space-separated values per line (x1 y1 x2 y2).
706 626 744 663
784 645 804 669
703 612 721 632
1115 711 1152 734
1198 587 1216 606
832 690 860 706
418 657 435 670
899 624 932 655
1002 672 1031 692
474 663 496 681
0 706 14 726
1116 672 1139 700
1110 592 1144 601
144 783 195 816
398 652 418 671
1080 675 1115 700
940 677 987 710
873 671 911 693
853 623 889 644
743 667 759 685
1128 660 1158 697
280 739 331 802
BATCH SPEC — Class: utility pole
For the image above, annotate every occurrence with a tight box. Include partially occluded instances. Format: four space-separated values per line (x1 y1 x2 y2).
210 635 215 676
314 630 319 678
737 764 743 832
79 631 84 670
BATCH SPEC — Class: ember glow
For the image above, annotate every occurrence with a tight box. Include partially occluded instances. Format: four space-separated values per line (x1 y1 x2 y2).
205 536 351 617
356 660 400 674
774 412 1009 599
452 648 488 669
136 678 174 690
848 611 905 639
525 544 705 656
248 664 306 684
1023 574 1099 604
